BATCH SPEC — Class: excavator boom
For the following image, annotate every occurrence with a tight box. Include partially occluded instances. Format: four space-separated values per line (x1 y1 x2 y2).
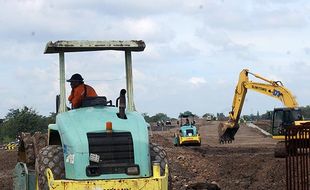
219 69 298 143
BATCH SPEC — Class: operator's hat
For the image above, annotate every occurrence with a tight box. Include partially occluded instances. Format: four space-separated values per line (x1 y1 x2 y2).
66 73 84 82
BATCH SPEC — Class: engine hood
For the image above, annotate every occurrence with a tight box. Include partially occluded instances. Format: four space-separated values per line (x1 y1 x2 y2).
54 106 146 153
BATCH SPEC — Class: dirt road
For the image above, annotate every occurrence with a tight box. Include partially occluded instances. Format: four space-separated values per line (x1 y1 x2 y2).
150 120 286 190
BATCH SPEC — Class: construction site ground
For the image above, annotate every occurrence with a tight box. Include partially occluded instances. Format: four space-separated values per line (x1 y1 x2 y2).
0 120 285 190
150 120 285 190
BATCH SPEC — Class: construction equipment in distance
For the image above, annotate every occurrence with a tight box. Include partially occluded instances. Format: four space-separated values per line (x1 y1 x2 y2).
14 40 169 190
218 69 310 157
174 114 201 146
4 141 18 151
206 115 212 121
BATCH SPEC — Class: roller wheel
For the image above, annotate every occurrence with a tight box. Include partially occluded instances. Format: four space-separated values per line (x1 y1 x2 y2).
150 143 172 190
150 143 168 175
173 134 179 146
36 145 65 190
32 132 48 158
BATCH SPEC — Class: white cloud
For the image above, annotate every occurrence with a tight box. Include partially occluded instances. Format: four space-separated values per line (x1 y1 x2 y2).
189 77 206 86
125 18 157 37
0 0 310 118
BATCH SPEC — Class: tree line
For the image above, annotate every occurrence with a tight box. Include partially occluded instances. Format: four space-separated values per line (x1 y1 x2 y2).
143 110 223 123
142 111 198 123
1 105 310 144
0 106 55 144
142 106 310 124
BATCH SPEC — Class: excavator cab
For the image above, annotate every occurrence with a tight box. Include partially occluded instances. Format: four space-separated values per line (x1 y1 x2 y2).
272 108 303 136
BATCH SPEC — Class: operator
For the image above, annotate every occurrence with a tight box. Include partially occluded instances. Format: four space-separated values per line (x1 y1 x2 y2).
185 118 190 125
67 73 98 109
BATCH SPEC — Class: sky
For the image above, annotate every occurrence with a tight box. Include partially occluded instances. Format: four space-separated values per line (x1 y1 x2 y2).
0 0 310 119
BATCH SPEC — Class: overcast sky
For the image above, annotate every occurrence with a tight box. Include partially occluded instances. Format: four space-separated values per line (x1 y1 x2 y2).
0 0 309 118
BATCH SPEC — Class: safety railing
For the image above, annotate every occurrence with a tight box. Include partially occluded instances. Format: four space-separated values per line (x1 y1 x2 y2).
285 123 310 190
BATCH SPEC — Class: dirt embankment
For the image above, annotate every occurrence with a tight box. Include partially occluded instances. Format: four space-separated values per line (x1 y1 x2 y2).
0 150 17 190
253 120 272 133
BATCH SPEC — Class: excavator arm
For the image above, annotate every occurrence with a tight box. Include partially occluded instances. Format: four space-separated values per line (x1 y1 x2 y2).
218 69 298 143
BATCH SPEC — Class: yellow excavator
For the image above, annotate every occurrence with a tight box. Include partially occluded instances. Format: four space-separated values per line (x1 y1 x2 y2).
218 69 309 157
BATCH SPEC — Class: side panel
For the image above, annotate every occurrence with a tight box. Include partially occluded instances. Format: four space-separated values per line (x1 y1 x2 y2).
13 163 27 190
13 162 36 190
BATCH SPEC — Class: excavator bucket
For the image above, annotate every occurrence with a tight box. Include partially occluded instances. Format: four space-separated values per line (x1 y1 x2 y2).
218 122 239 143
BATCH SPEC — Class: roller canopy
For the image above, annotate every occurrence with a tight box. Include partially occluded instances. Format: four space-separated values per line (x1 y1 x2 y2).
44 40 146 54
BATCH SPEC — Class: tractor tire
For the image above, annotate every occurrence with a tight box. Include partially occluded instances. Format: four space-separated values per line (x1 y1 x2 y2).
32 132 48 158
173 134 179 146
150 143 172 189
36 145 65 190
150 143 168 176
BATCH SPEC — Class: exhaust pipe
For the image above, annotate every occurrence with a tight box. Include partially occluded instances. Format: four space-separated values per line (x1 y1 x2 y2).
117 89 127 119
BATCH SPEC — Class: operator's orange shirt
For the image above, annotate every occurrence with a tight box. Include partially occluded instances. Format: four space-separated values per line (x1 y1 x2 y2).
68 84 98 109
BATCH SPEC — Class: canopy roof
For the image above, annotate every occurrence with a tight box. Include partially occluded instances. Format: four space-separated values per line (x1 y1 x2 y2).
179 114 195 118
44 40 146 54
